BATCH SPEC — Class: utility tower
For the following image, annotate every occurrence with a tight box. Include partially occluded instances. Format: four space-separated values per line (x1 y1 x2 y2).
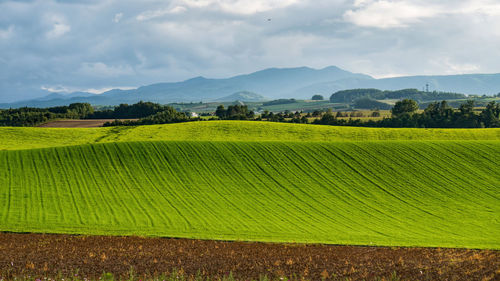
426 83 429 92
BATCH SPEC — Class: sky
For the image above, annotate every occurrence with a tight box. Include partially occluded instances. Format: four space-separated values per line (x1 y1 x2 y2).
1 0 499 102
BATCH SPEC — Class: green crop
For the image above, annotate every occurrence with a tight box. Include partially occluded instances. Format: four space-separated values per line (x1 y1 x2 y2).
0 140 498 249
0 121 500 150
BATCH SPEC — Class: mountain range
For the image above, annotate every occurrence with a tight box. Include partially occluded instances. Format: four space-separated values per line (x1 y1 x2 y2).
1 66 499 108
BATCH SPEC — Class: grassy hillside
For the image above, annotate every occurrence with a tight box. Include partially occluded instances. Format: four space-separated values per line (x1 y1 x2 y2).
1 121 500 150
0 140 498 249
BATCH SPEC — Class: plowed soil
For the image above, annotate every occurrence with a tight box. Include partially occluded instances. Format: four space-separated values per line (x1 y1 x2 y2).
0 233 498 280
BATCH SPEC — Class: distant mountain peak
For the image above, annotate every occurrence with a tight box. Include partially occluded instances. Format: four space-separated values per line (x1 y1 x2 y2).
185 76 208 82
216 91 268 102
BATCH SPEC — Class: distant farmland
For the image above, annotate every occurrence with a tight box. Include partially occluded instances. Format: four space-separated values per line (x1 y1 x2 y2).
0 121 498 249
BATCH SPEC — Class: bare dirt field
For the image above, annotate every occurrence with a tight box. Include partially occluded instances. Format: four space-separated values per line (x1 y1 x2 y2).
0 233 498 280
38 119 137 128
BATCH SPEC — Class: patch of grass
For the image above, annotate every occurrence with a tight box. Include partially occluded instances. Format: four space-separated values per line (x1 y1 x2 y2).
0 140 498 249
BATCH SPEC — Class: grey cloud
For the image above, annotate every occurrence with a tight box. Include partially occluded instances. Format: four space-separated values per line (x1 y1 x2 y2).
0 0 499 102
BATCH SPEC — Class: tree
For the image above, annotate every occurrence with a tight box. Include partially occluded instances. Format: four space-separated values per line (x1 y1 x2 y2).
391 99 419 117
458 100 475 117
311 94 324 100
480 101 500 127
312 110 322 117
68 103 94 118
215 105 226 119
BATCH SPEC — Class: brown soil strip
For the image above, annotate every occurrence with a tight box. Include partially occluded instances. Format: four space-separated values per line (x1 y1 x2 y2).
38 119 138 128
0 233 498 280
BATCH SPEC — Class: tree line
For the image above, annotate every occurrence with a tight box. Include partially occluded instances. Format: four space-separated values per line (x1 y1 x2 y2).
0 103 94 126
215 105 255 120
330 88 466 103
313 99 500 128
0 101 192 127
2 98 499 129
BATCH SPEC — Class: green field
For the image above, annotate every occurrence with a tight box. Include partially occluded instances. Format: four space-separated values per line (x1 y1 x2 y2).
1 121 500 150
0 121 499 249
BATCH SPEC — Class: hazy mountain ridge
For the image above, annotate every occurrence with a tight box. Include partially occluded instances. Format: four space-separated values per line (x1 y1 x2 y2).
216 91 268 102
1 66 499 108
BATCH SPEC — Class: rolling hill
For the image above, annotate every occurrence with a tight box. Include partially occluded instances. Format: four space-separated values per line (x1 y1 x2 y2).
1 121 500 150
0 121 499 249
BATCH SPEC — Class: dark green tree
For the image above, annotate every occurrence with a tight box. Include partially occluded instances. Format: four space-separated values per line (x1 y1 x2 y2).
215 105 226 119
311 94 324 100
480 101 500 127
68 103 94 118
391 99 419 118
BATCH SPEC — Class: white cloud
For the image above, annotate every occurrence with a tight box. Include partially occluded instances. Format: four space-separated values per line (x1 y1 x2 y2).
85 86 135 94
78 62 135 77
45 14 71 38
456 0 500 17
344 0 500 29
179 0 299 15
344 0 441 28
41 85 135 94
136 6 187 21
431 58 480 75
0 25 15 39
46 22 71 38
40 85 69 93
113 12 123 23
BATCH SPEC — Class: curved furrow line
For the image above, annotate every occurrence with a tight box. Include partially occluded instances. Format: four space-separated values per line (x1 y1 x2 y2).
321 144 451 237
341 142 498 238
397 142 498 221
272 143 404 239
296 145 401 234
215 142 317 235
88 144 136 226
179 142 253 230
344 143 456 212
208 142 313 235
306 145 421 231
113 143 171 228
0 152 12 223
445 141 500 201
154 141 213 230
43 147 85 225
317 145 418 219
146 142 194 230
110 144 157 227
228 142 327 235
268 143 385 232
426 142 500 198
78 144 123 225
126 142 178 227
162 142 229 231
313 144 437 238
119 143 174 226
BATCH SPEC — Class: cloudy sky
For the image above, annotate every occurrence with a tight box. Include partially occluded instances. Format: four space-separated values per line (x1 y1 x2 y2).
1 0 499 102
